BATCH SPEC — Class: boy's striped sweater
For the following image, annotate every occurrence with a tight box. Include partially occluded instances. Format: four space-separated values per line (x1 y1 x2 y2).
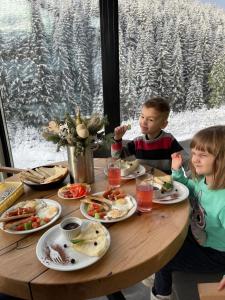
111 130 183 174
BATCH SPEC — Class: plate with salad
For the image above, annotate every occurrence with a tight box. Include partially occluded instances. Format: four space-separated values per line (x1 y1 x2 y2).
58 183 91 200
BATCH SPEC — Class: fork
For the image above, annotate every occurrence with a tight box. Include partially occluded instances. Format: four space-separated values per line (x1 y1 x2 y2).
48 245 62 263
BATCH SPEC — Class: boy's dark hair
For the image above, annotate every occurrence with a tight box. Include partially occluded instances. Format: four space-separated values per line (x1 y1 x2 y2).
143 96 170 118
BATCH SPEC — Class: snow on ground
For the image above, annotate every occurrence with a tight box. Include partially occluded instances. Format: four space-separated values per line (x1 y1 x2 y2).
11 105 225 168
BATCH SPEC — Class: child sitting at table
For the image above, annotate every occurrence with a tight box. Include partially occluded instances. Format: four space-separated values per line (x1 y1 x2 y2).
111 96 183 174
149 125 225 300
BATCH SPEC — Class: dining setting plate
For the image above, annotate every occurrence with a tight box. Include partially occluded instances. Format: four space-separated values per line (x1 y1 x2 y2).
57 183 91 200
0 199 61 234
153 181 189 204
36 220 110 271
104 164 146 180
21 165 68 190
80 192 137 223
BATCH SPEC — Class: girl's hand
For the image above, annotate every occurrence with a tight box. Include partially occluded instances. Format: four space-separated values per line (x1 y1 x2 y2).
218 276 225 291
114 125 129 141
171 152 183 170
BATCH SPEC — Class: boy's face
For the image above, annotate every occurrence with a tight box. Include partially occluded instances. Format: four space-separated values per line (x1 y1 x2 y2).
139 106 168 137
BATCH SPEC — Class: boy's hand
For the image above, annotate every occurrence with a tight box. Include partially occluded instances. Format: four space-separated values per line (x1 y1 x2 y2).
114 125 129 141
218 276 225 291
171 152 183 170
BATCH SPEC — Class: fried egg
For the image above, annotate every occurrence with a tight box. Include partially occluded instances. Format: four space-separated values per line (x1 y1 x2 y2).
106 209 128 219
111 196 134 211
37 205 58 219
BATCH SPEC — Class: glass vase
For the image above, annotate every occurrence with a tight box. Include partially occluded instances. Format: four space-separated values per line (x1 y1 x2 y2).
67 146 95 184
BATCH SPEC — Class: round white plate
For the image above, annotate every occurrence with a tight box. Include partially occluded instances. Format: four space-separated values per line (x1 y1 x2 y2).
57 184 91 200
80 192 137 223
153 181 189 204
0 199 62 234
36 220 110 271
104 164 146 180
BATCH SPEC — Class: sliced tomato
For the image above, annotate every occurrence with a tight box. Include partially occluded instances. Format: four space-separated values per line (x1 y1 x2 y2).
16 224 25 231
87 210 95 217
32 222 39 228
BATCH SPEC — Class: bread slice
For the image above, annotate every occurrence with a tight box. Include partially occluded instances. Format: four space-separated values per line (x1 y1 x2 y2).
120 159 139 176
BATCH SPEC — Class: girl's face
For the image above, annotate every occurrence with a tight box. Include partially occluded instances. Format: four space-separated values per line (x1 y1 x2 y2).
139 106 167 137
191 148 215 176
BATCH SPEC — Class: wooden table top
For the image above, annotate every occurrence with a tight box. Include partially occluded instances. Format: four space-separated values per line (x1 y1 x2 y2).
0 159 190 300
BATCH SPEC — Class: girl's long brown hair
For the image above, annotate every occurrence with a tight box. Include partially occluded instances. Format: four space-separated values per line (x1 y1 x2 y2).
190 125 225 190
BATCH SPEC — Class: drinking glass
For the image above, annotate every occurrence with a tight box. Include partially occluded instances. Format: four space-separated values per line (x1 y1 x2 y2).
136 174 154 212
107 158 121 188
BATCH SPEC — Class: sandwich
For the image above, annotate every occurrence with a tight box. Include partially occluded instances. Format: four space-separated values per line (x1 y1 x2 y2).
154 175 173 192
81 195 112 211
120 159 139 176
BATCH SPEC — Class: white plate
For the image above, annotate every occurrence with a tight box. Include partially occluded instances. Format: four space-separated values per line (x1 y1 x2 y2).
104 164 146 180
0 199 61 234
36 220 110 271
57 184 91 200
153 181 189 204
80 192 137 223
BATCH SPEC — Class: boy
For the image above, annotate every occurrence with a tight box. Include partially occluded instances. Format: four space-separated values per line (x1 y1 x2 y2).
111 96 183 174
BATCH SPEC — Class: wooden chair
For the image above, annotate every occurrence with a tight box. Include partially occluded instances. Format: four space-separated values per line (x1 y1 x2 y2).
198 283 225 300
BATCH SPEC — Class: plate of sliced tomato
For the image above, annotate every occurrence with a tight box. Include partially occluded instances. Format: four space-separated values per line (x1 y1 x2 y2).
58 183 91 200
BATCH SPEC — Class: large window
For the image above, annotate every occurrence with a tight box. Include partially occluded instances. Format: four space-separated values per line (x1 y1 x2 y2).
118 0 225 141
0 0 102 168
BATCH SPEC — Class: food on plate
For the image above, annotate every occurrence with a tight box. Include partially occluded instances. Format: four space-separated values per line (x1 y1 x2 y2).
58 183 90 199
154 175 173 192
71 222 108 256
111 197 134 211
106 209 128 219
20 165 68 184
81 196 112 212
103 188 127 200
120 159 139 176
82 188 135 220
1 199 58 231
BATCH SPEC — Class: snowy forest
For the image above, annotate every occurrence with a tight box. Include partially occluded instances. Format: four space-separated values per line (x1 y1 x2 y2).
0 0 225 125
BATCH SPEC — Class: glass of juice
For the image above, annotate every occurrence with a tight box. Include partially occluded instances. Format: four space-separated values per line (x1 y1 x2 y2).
107 158 121 188
136 174 154 212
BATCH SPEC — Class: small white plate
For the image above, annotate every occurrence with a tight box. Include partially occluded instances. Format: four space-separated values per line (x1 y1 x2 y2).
153 181 189 204
80 192 137 223
0 199 61 234
104 165 146 180
57 184 91 200
36 220 110 271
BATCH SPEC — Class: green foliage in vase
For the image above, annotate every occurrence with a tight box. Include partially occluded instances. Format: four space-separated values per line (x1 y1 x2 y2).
43 108 113 157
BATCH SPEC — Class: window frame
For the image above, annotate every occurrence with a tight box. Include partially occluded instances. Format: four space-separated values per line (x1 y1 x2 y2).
0 0 120 167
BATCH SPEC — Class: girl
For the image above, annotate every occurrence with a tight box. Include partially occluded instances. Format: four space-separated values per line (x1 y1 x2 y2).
151 125 225 300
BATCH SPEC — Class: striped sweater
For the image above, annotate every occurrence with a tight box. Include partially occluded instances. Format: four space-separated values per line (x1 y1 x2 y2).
111 130 183 174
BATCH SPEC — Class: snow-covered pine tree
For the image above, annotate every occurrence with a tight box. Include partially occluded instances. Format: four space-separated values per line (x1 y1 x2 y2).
72 1 93 116
52 3 75 119
208 53 225 107
23 0 56 126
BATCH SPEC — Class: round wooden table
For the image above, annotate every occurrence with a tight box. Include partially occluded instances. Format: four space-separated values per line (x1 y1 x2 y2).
0 159 190 300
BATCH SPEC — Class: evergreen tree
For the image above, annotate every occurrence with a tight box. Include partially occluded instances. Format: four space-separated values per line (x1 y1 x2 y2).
208 54 225 107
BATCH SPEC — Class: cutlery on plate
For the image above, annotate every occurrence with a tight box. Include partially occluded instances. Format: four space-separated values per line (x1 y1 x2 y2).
48 245 63 263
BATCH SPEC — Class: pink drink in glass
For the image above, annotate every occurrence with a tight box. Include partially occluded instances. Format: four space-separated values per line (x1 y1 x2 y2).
136 179 153 212
108 166 121 187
